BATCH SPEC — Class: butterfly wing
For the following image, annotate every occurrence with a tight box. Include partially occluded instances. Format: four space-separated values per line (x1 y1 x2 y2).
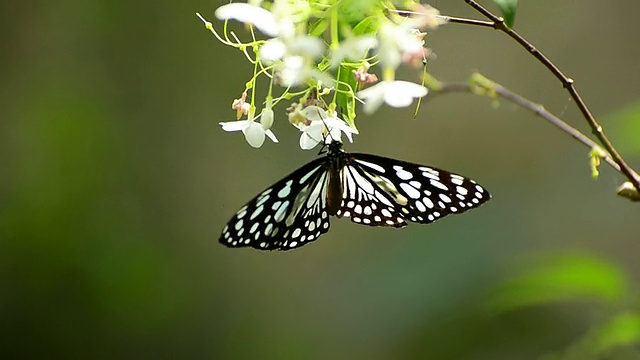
336 153 490 226
219 158 332 251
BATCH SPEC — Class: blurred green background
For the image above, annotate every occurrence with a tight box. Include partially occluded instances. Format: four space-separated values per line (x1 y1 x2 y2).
2 0 639 358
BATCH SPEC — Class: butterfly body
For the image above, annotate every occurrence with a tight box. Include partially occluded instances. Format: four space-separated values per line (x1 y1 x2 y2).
220 141 490 251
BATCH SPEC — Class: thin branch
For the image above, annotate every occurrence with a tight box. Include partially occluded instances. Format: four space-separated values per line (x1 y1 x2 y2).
427 81 621 172
440 15 494 28
460 0 640 190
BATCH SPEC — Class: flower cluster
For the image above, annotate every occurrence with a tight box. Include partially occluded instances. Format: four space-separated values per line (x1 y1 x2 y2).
197 0 444 148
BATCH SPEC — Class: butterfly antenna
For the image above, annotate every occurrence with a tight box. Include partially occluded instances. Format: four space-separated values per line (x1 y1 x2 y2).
316 108 339 144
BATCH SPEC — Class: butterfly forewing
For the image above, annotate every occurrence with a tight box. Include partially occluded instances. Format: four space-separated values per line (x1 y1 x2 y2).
336 153 491 226
220 158 331 250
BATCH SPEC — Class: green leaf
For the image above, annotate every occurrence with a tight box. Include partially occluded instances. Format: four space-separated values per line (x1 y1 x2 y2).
486 252 628 314
596 312 640 353
493 0 518 27
309 18 329 37
336 65 358 128
337 0 382 29
352 16 378 36
606 101 640 156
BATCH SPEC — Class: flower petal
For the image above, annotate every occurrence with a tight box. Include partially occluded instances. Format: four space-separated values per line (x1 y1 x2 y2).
260 39 286 63
215 3 279 37
383 81 427 107
392 81 428 97
301 106 328 122
220 120 249 132
330 36 378 68
288 36 326 60
265 129 279 143
357 81 427 113
327 126 343 143
384 91 414 108
300 131 321 150
363 95 385 114
243 122 266 148
356 81 387 99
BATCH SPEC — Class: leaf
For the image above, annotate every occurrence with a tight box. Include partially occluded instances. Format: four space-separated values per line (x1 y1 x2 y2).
337 0 381 29
309 19 329 37
336 64 358 128
486 252 628 314
607 101 640 156
595 312 640 353
352 16 378 36
493 0 518 28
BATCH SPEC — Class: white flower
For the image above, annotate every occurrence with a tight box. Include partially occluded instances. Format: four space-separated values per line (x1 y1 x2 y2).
259 35 325 63
215 3 279 37
295 106 358 150
277 55 334 87
330 36 378 68
356 80 427 114
377 22 425 70
259 39 287 63
220 118 278 148
406 4 445 30
287 36 325 59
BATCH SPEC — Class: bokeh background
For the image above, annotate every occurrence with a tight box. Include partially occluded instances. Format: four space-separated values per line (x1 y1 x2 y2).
2 0 639 358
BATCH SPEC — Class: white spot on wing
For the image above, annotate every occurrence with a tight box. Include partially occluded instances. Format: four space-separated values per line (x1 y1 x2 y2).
249 205 264 220
234 219 244 230
400 183 421 199
394 166 413 180
422 172 439 180
299 165 321 184
278 181 292 198
430 179 449 191
451 177 464 186
274 201 289 222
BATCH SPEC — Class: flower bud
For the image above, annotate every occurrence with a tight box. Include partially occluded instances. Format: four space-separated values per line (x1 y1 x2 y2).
260 109 274 129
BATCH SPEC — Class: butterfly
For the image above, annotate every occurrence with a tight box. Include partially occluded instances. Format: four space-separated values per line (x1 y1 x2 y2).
219 141 490 250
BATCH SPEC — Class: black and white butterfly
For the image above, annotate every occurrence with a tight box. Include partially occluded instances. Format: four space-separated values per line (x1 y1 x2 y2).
220 141 490 250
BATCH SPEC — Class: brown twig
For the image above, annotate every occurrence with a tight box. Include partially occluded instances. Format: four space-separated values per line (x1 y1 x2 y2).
454 0 640 195
440 16 494 28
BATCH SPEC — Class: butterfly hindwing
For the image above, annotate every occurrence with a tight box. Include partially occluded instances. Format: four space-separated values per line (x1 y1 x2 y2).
219 157 331 251
336 163 409 227
337 153 490 226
